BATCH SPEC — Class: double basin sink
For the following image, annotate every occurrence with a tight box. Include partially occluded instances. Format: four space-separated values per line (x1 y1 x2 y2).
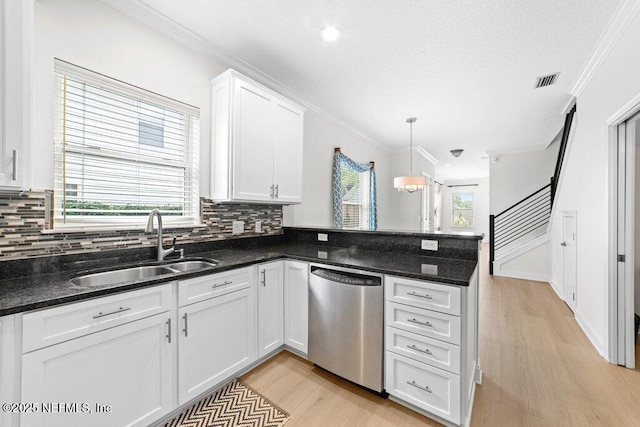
71 259 218 288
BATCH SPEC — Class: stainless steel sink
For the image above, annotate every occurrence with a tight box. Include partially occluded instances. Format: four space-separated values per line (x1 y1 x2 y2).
165 260 218 272
71 266 175 287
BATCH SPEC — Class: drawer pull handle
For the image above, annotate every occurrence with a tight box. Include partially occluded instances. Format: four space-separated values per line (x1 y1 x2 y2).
92 306 131 319
183 313 188 337
407 380 432 393
407 291 432 299
407 318 432 327
407 344 433 355
213 280 233 289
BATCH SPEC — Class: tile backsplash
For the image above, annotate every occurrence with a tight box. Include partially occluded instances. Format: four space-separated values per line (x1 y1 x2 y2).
0 191 282 260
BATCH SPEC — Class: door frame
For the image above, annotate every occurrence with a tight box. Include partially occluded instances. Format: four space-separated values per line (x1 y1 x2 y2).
561 210 577 312
606 92 640 367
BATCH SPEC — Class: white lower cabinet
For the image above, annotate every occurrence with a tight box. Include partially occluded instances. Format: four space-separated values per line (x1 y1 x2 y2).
177 286 256 405
257 261 284 357
20 313 174 427
384 273 479 427
283 260 308 355
1 315 18 427
386 352 460 423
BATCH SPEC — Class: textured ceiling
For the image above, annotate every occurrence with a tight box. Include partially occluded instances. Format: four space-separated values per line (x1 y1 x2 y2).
112 0 621 180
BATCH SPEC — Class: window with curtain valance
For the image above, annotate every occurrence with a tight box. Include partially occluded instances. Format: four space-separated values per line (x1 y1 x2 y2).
332 149 377 230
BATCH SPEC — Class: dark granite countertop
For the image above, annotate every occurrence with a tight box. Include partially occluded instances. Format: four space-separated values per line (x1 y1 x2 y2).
0 242 478 317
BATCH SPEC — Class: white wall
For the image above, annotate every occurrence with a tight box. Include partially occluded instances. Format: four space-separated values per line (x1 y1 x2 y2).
33 0 396 230
33 0 225 194
550 10 640 358
500 241 552 282
385 150 436 231
282 113 392 228
441 178 490 241
490 137 560 215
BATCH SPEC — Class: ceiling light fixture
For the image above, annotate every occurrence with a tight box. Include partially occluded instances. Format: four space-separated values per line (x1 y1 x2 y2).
394 118 428 193
450 149 464 158
320 26 342 42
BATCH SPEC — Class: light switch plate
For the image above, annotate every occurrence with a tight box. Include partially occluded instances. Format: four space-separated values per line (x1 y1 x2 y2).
255 220 262 233
421 240 438 251
318 233 328 242
232 221 244 234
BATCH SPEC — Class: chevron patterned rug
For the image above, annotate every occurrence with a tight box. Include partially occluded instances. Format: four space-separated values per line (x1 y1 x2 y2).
162 379 289 427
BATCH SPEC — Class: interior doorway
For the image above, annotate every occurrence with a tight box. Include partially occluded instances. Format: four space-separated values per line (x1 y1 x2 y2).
561 211 577 312
608 103 640 369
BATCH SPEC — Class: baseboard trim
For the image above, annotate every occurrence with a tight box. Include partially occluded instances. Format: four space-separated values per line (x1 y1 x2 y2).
575 311 606 359
496 269 551 283
548 279 563 299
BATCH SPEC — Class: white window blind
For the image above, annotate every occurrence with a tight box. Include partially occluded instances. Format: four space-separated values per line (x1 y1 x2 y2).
53 59 200 228
341 165 370 230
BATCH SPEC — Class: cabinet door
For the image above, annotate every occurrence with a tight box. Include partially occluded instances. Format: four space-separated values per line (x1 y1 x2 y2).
21 314 174 427
0 316 18 427
232 79 274 201
178 287 256 405
257 261 284 357
0 0 32 188
284 261 308 355
272 100 303 203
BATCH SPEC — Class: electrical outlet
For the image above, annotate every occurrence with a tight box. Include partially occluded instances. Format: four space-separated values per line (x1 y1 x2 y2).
421 240 438 251
255 220 262 233
232 221 244 234
318 233 328 242
317 251 328 259
421 264 438 275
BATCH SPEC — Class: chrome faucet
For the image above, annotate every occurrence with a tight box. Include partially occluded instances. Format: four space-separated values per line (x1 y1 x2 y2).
145 209 175 262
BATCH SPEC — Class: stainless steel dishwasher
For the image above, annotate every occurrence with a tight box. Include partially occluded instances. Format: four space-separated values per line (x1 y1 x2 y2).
308 264 384 393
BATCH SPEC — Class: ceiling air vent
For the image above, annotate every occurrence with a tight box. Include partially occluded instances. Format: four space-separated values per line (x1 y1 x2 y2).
534 73 560 88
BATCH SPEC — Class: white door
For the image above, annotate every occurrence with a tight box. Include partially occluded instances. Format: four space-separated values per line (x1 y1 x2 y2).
284 260 309 355
178 287 256 405
21 314 174 427
232 79 274 201
561 212 577 312
272 100 304 203
257 261 284 357
614 113 637 368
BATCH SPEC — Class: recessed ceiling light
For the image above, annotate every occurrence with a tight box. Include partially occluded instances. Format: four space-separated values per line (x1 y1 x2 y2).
445 164 451 167
320 26 342 42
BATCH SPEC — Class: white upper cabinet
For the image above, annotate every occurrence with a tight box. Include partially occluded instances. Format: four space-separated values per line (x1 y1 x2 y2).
211 69 304 204
0 0 32 189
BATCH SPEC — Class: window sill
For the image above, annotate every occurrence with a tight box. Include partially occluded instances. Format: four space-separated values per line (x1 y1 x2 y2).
43 223 207 234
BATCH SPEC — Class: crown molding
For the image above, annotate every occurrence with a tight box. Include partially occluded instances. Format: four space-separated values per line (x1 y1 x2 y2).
99 0 390 152
485 144 549 156
416 146 438 164
568 0 640 98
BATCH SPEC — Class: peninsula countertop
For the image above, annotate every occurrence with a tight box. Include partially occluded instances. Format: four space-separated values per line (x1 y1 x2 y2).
0 241 479 317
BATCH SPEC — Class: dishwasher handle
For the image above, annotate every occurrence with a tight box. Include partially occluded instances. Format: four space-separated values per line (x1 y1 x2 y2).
310 267 381 286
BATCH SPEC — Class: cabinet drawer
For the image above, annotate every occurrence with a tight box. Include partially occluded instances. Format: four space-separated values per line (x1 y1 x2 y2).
385 351 460 424
385 275 460 316
23 284 172 353
385 326 460 375
178 267 253 307
386 301 461 345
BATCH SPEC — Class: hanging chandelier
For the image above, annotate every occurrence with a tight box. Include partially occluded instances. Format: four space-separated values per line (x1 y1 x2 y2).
394 117 428 193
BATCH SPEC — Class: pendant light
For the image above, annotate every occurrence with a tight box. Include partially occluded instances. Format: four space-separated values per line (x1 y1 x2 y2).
394 117 428 193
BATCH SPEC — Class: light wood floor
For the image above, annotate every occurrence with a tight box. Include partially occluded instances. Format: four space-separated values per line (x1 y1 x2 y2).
242 245 640 426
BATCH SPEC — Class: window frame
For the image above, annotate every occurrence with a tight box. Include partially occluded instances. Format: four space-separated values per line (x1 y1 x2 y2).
52 59 200 230
341 167 371 230
451 191 475 227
